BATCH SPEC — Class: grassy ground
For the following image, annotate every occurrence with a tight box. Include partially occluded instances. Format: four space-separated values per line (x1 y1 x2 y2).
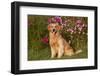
28 45 88 61
28 37 88 61
28 15 88 61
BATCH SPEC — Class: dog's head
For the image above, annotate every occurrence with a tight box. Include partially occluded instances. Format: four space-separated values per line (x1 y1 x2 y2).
47 23 62 33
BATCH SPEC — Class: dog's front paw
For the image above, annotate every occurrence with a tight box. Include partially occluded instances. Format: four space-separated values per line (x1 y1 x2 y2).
51 56 55 58
57 55 62 58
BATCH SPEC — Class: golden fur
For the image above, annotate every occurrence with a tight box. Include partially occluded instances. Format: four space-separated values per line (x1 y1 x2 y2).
48 23 81 58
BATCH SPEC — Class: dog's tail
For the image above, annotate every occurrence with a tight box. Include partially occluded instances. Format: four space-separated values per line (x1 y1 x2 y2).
75 49 82 54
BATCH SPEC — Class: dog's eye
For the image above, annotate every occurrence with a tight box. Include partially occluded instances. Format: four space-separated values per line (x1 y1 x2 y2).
48 25 53 29
55 26 62 30
55 26 59 29
50 26 53 28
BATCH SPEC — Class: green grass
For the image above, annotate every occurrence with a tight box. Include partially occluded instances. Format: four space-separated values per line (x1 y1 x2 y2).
28 47 88 61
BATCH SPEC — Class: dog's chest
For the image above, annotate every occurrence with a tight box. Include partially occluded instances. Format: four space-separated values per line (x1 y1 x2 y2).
50 36 59 47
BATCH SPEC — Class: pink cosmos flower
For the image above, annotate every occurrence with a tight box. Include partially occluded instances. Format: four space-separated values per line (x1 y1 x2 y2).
78 24 86 32
41 37 49 44
76 19 82 24
51 17 56 23
48 18 51 23
82 24 85 27
76 19 83 27
76 24 80 27
62 19 69 26
67 28 74 34
48 16 62 24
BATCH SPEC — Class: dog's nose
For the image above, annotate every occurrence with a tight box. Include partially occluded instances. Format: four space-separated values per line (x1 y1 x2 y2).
53 29 55 32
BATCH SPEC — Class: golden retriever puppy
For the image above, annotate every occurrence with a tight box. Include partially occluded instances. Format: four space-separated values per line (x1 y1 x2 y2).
48 23 82 58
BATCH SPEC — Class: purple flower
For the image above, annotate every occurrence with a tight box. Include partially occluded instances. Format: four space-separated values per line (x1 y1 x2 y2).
54 16 62 24
54 16 62 23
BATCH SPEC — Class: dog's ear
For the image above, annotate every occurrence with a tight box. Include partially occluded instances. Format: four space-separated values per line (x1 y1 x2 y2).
47 25 51 31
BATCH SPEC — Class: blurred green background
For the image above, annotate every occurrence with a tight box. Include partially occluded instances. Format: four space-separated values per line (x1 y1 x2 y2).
28 15 88 61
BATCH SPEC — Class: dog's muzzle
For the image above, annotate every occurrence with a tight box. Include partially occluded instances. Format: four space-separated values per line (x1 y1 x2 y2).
53 29 56 32
52 29 57 34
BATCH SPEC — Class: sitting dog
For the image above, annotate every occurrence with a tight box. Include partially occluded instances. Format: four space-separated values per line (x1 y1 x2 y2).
48 23 82 58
